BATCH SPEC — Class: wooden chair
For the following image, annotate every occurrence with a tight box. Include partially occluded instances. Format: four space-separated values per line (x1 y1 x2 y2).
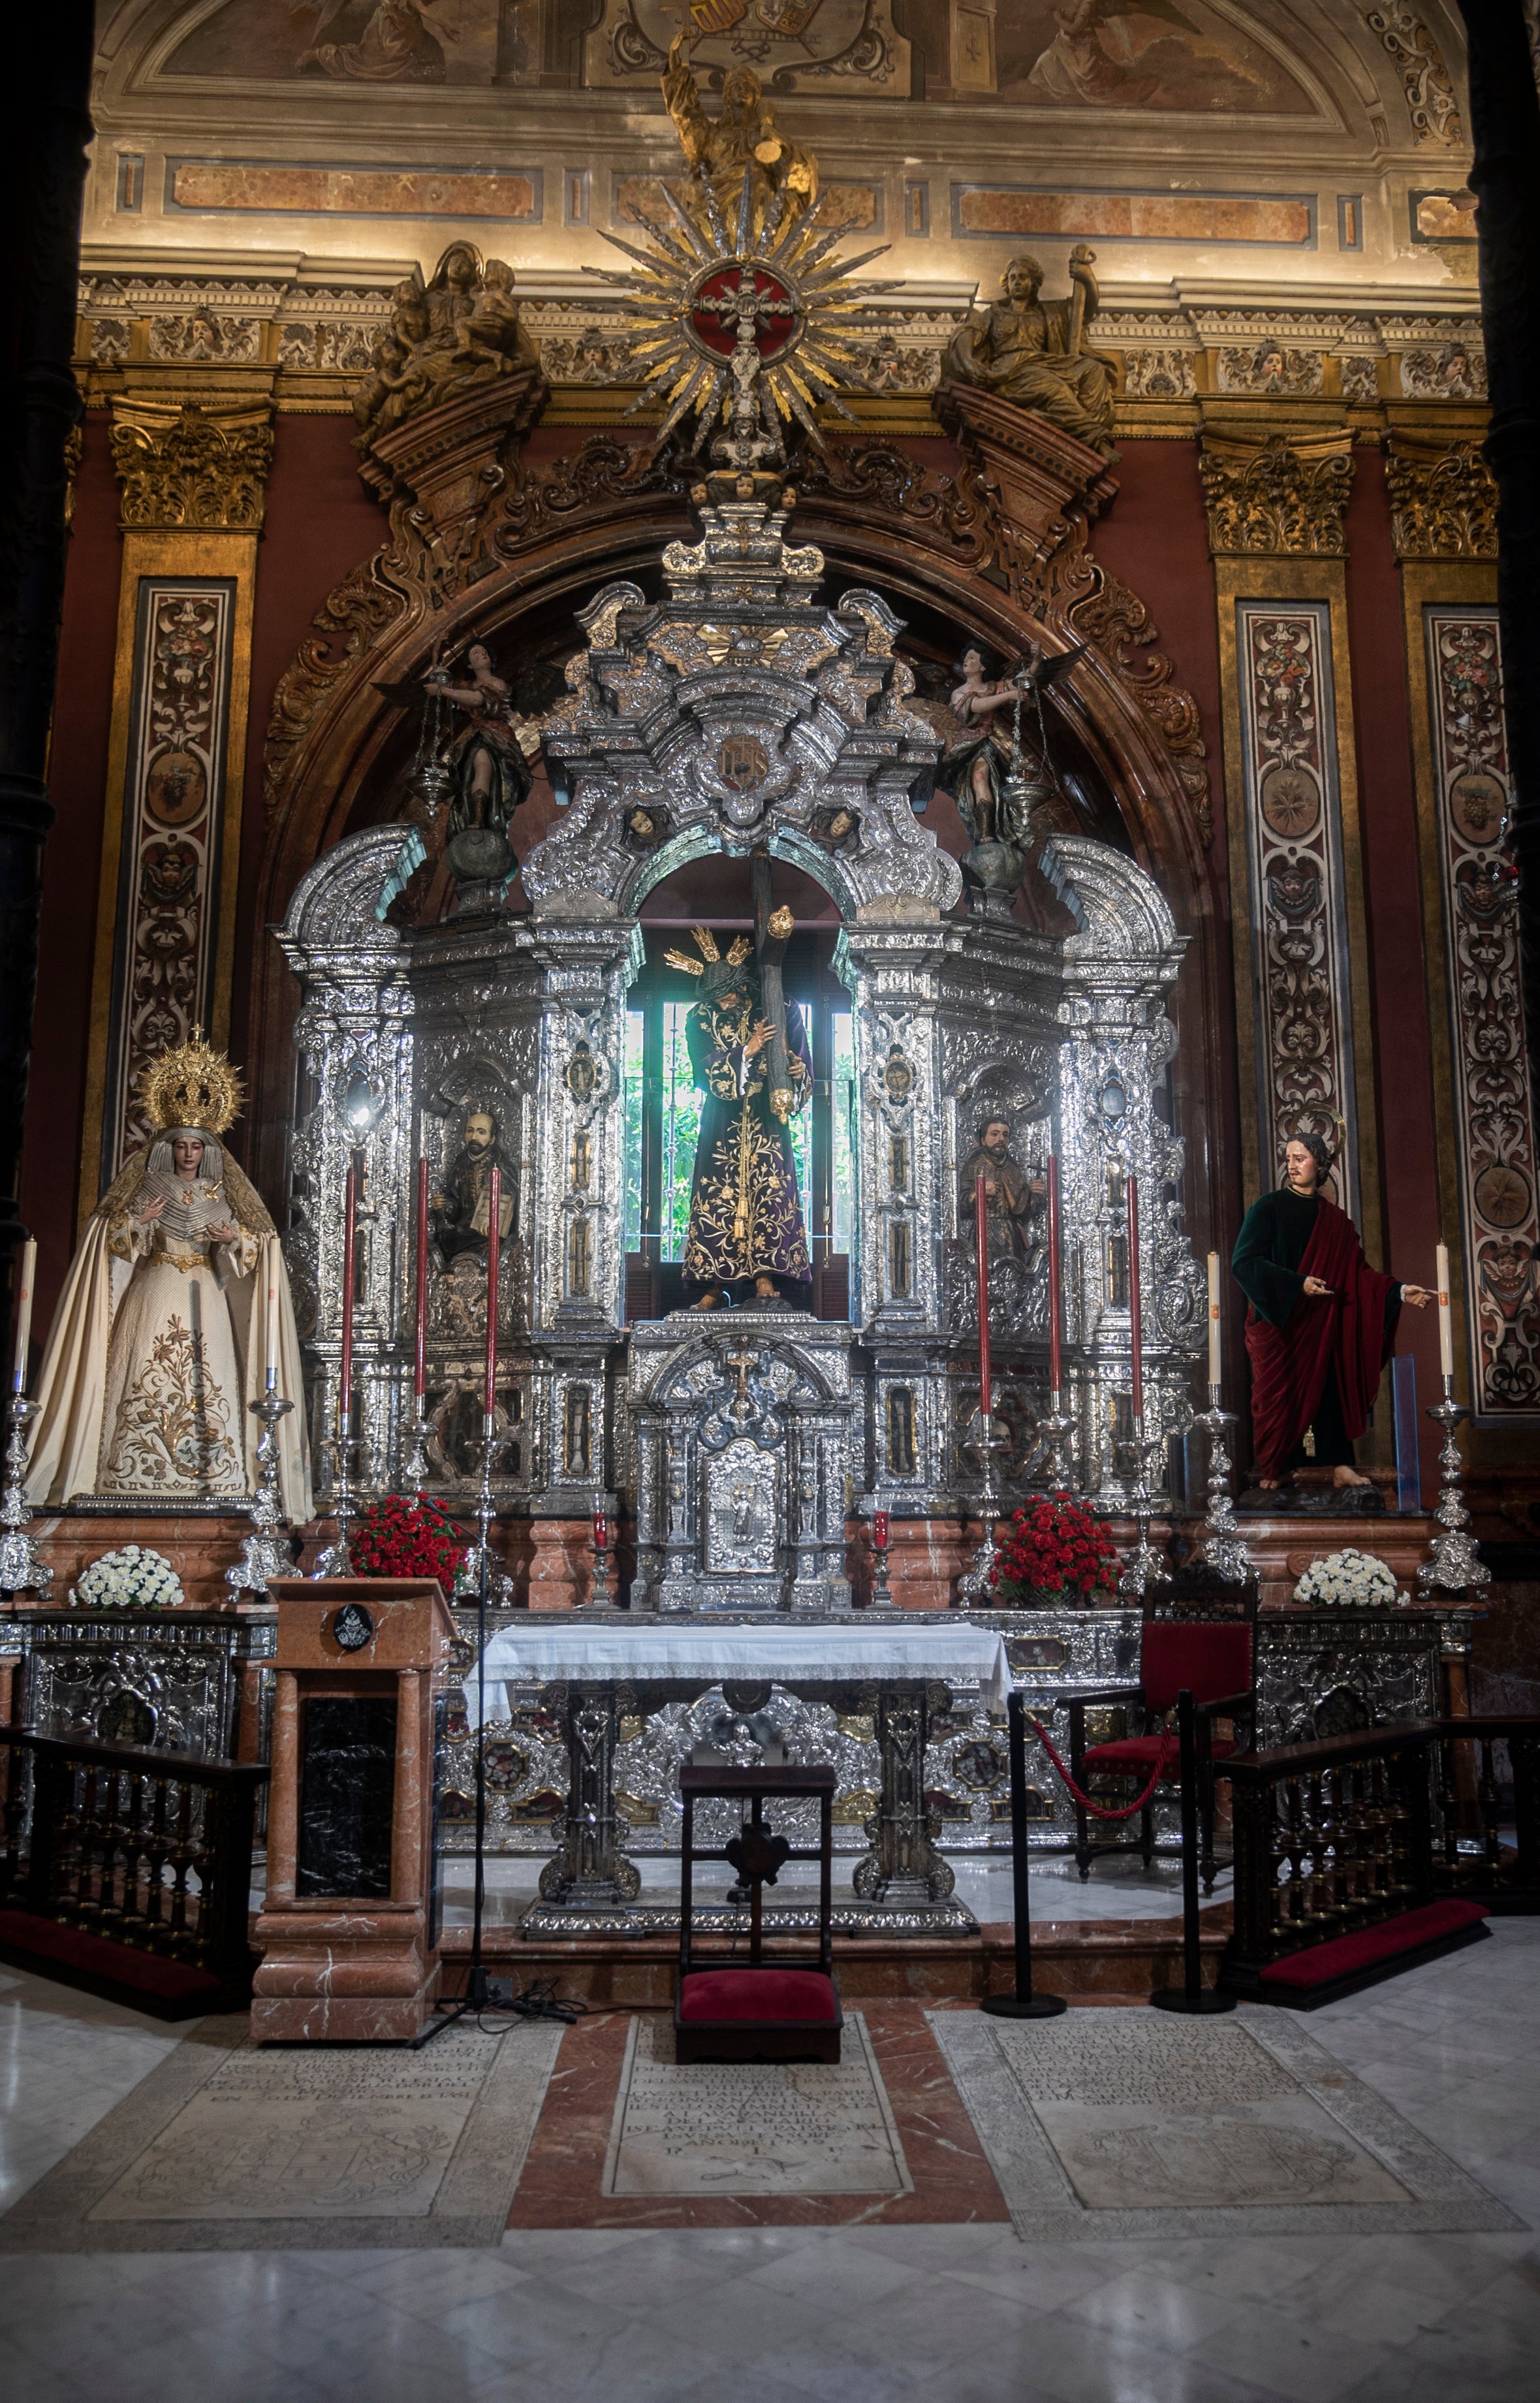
1063 1595 1258 1894
676 1763 841 2063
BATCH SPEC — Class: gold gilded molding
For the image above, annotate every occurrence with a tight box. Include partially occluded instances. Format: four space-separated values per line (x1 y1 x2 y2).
1200 430 1355 558
1386 436 1497 561
109 397 274 533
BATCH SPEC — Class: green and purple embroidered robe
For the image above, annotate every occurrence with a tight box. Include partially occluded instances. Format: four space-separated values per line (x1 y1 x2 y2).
682 987 812 1296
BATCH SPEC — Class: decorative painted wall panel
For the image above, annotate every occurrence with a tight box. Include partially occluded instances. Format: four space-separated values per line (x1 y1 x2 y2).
1424 607 1540 1418
102 579 237 1180
1234 599 1360 1219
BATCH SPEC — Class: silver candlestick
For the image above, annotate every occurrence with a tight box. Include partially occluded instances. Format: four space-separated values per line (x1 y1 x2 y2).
1117 1414 1167 1597
0 1394 52 1598
228 1384 297 1597
868 1512 896 1610
1035 1387 1075 1491
956 1402 1006 1608
1417 1375 1492 1599
1193 1385 1255 1585
401 1398 435 1500
312 1412 358 1580
461 1407 501 1602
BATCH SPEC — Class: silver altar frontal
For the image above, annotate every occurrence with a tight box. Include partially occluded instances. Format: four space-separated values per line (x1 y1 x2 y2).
275 458 1208 1578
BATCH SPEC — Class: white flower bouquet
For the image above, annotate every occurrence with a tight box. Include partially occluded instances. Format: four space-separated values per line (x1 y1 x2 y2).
1291 1545 1401 1612
71 1544 185 1610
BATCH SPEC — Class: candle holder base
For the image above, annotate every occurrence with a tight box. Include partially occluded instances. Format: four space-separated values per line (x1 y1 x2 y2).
312 1430 358 1582
0 1397 52 1599
868 1532 896 1610
1033 1404 1075 1493
400 1414 435 1501
1417 1385 1492 1600
1193 1396 1254 1586
1117 1426 1169 1599
228 1390 297 1597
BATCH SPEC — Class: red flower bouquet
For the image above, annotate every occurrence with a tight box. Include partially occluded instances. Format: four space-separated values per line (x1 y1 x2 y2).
350 1494 469 1588
991 1492 1120 1606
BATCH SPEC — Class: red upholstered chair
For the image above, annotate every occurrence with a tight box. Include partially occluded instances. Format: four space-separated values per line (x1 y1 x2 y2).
1065 1615 1257 1892
676 1763 842 2063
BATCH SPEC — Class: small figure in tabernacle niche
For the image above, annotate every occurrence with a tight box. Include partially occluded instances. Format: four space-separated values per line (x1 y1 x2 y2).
1232 1131 1431 1493
432 1107 516 1265
958 1116 1046 1267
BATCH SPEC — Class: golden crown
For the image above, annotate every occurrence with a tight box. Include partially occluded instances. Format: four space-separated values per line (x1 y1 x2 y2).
663 926 753 979
139 1029 245 1136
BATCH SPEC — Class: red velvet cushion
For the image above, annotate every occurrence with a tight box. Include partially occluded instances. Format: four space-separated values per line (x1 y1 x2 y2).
0 1910 222 2001
1141 1621 1253 1715
1261 1899 1488 1990
1083 1736 1234 1771
678 1967 838 2024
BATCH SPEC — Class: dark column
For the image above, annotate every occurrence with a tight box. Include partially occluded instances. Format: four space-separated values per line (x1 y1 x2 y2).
0 12 94 1309
1460 3 1540 1076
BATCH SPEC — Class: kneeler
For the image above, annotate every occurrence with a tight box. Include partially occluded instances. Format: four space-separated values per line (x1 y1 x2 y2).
675 1764 842 2065
1064 1617 1257 1893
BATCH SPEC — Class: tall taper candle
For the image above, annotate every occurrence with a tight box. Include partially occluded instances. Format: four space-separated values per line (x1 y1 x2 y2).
485 1164 501 1416
414 1156 430 1404
11 1237 35 1392
339 1163 358 1431
1436 1240 1454 1380
1207 1250 1221 1388
1046 1154 1063 1399
975 1170 992 1429
1127 1175 1143 1424
265 1280 277 1388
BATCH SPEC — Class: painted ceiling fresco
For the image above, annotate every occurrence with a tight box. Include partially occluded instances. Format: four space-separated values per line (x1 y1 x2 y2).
163 0 1316 113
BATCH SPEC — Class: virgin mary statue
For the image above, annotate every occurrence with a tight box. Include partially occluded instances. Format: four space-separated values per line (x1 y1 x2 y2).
25 1036 311 1518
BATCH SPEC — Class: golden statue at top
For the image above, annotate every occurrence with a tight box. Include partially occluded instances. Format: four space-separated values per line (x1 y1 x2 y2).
661 32 818 241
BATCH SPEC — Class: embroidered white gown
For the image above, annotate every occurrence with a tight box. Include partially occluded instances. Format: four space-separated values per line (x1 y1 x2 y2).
25 1162 311 1520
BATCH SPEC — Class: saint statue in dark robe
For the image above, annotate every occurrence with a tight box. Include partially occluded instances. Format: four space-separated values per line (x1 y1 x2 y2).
1232 1134 1431 1489
666 926 811 1307
958 1117 1045 1265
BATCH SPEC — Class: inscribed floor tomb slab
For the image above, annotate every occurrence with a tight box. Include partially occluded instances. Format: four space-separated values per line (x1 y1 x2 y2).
932 2006 1526 2244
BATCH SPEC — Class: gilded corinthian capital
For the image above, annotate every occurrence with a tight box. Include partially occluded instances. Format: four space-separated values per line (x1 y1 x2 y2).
110 398 275 532
1385 438 1498 561
1199 430 1355 558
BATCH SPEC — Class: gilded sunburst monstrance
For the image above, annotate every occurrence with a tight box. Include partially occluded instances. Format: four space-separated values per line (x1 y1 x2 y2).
588 38 892 456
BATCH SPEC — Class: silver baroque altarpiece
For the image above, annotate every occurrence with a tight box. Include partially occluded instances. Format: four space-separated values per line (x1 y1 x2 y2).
276 476 1208 1590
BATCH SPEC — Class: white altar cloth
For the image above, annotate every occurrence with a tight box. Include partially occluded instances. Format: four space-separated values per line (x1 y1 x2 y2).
472 1621 1013 1719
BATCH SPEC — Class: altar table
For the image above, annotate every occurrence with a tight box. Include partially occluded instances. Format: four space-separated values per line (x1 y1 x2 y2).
473 1616 1014 1937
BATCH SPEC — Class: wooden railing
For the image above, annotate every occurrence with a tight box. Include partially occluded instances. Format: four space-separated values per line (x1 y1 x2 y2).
0 1726 266 1997
1436 1716 1540 1909
1224 1722 1436 1979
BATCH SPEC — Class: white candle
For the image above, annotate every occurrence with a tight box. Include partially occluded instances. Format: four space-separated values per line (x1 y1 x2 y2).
12 1238 35 1391
266 1282 279 1389
1436 1241 1454 1380
1206 1249 1221 1388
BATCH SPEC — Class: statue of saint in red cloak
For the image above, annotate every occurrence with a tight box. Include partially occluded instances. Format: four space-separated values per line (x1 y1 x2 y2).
1232 1133 1431 1491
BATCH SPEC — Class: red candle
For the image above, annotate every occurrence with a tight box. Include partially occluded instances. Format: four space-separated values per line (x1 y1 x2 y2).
593 1510 607 1551
414 1156 429 1405
1126 1173 1143 1426
873 1509 889 1552
975 1170 992 1431
339 1160 358 1433
484 1164 501 1416
1046 1153 1063 1400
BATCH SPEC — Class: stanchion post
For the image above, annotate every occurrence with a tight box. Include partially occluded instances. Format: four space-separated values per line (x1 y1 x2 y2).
981 1689 1067 2020
1150 1687 1235 2016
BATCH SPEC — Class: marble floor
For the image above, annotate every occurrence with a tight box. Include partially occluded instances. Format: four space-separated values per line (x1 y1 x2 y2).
436 1844 1225 1927
1 1924 1535 2402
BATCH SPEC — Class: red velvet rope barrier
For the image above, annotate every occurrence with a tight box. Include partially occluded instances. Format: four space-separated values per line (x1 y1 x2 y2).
1026 1713 1178 1821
